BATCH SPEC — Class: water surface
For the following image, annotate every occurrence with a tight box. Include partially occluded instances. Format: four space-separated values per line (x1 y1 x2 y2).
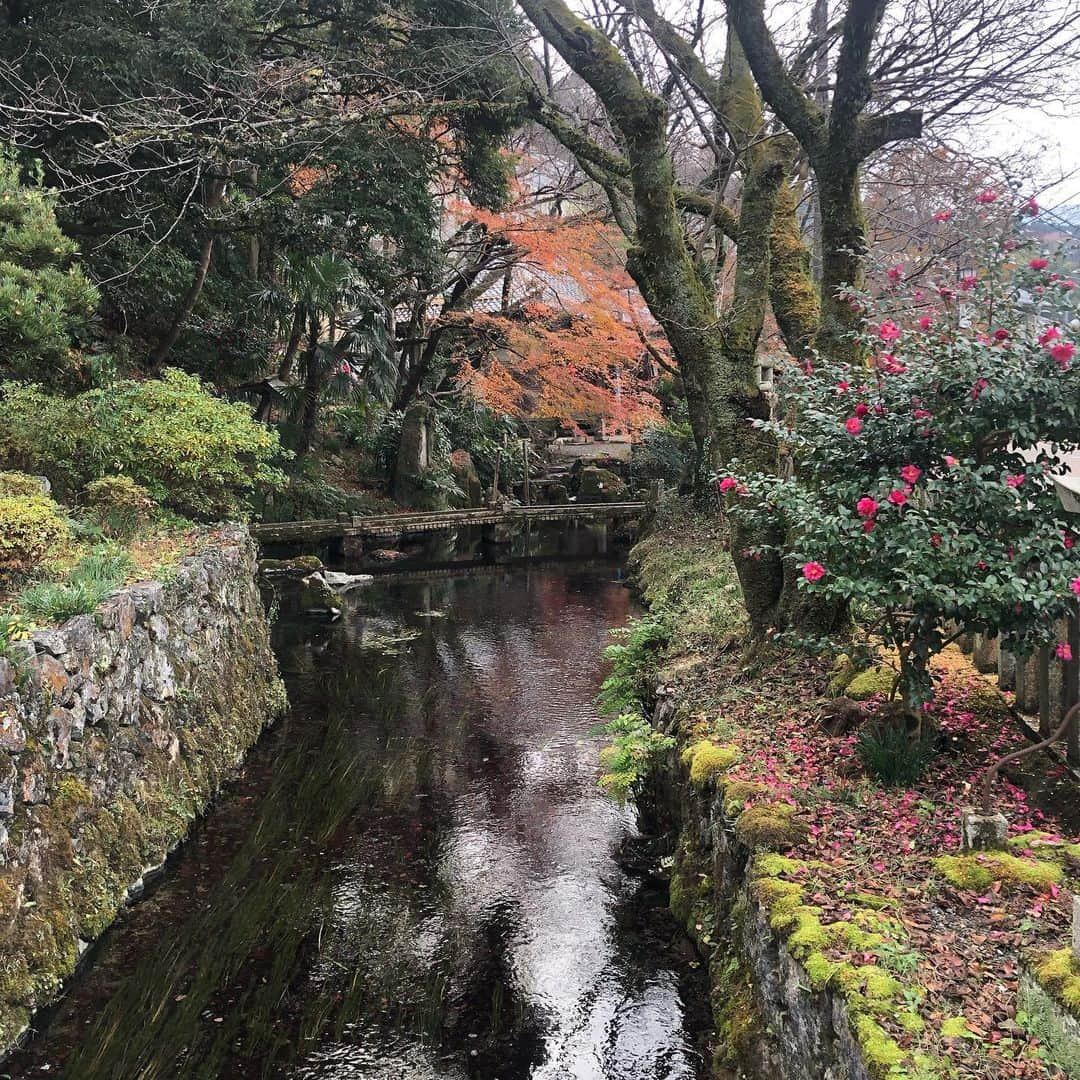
5 565 712 1079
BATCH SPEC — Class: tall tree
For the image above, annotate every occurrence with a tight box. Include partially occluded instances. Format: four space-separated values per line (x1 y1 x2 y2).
517 0 821 628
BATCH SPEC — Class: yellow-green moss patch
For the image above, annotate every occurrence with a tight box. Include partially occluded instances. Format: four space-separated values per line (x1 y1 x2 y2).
735 803 809 851
683 741 741 786
1036 949 1080 1014
935 852 1063 892
845 666 895 701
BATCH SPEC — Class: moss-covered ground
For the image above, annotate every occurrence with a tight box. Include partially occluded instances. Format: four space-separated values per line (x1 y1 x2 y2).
628 501 1080 1080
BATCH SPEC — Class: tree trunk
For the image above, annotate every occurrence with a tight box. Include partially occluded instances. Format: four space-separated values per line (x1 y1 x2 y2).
277 303 305 380
295 315 323 459
816 164 865 365
149 173 227 372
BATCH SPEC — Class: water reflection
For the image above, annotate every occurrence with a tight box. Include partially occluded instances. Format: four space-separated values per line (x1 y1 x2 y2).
4 566 711 1079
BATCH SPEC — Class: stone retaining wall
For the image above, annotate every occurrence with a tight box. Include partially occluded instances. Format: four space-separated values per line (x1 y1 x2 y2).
0 526 286 1053
645 690 872 1080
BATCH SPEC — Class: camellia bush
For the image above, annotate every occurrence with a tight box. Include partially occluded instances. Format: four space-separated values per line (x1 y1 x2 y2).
721 208 1080 714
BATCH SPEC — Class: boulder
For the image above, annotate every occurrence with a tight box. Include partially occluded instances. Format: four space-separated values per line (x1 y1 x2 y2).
578 466 628 503
448 449 483 508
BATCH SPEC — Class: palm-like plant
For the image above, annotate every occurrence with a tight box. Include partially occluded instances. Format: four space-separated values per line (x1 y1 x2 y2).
256 251 392 457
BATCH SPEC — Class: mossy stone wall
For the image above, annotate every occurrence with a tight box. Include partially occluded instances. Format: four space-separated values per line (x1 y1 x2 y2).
0 526 286 1053
644 690 874 1080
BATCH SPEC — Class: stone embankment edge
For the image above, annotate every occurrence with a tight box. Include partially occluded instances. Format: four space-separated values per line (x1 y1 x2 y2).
0 525 287 1054
643 687 875 1080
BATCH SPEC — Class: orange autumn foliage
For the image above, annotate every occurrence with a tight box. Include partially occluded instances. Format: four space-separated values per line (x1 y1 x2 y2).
450 200 666 434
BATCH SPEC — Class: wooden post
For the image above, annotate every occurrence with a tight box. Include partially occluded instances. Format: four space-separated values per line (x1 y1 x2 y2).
492 450 501 495
1039 645 1051 737
1067 601 1080 766
521 439 531 506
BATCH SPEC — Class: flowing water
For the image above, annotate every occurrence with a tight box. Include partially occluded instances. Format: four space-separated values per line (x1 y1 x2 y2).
4 559 713 1080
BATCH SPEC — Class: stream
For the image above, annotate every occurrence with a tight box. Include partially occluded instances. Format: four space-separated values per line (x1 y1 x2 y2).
3 555 714 1079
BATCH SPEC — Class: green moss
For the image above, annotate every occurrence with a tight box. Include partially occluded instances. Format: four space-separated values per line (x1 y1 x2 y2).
853 1015 906 1076
935 852 1063 891
683 741 740 786
753 853 815 878
720 778 768 812
1036 949 1080 1014
827 653 856 696
709 950 758 1068
845 667 896 701
898 1010 926 1034
804 952 844 988
53 776 92 816
735 803 809 851
941 1016 972 1038
668 840 713 942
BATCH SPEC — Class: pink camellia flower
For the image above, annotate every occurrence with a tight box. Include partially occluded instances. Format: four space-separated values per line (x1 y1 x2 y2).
1029 257 1049 271
836 380 850 393
862 520 876 533
874 403 886 417
1049 342 1075 368
878 320 901 343
993 328 1010 342
718 477 739 492
802 562 826 583
1055 643 1073 662
913 288 926 302
1006 474 1025 488
1025 197 1040 216
856 496 879 519
887 266 903 283
845 416 863 435
1039 326 1062 345
959 274 977 292
1070 577 1080 596
1060 279 1076 291
887 489 908 506
854 402 870 418
938 285 955 302
918 315 934 330
976 188 998 204
913 408 932 420
1065 531 1076 550
970 378 989 401
944 455 959 467
878 354 907 374
931 534 943 548
900 464 922 484
933 209 953 223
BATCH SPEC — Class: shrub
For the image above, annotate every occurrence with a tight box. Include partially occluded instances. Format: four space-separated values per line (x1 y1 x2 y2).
0 471 48 498
0 493 71 576
724 205 1080 713
0 370 288 518
83 476 155 539
18 546 134 623
0 611 32 656
0 149 100 384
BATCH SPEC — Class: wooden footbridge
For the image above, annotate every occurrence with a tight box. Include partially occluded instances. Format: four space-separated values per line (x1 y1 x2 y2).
251 501 648 546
